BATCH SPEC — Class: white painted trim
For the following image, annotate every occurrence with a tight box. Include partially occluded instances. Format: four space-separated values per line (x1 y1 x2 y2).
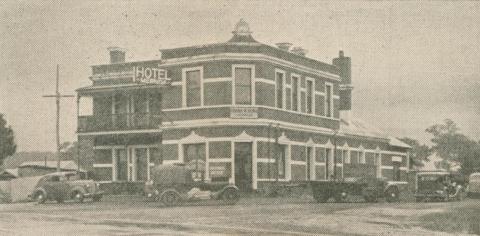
182 66 204 108
306 77 315 114
157 53 341 81
94 145 126 150
171 81 182 86
314 91 325 96
208 158 232 163
205 141 210 181
291 160 306 165
381 166 408 171
256 78 275 85
93 163 113 168
232 64 256 106
314 163 326 166
162 105 341 121
257 158 277 163
252 140 258 189
230 141 235 184
256 178 290 182
203 77 232 83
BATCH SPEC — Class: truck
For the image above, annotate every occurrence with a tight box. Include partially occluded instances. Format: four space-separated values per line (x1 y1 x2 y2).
310 177 408 203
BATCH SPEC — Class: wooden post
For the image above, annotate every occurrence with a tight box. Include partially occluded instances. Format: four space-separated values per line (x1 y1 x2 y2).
42 65 74 172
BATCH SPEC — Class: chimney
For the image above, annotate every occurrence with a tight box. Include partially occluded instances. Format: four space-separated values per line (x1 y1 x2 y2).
291 47 308 56
333 50 353 121
276 42 293 51
107 47 126 64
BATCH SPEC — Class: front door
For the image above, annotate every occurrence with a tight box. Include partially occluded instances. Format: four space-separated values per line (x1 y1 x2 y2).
127 147 149 182
116 149 128 181
234 142 252 191
306 147 315 180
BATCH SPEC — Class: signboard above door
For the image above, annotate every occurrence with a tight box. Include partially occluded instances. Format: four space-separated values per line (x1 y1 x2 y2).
133 66 171 85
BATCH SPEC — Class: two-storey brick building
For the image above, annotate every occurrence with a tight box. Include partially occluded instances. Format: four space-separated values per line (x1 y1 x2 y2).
77 19 410 191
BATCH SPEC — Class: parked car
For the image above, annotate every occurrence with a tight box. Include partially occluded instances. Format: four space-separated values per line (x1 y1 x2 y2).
467 172 480 198
310 177 408 203
30 172 104 204
414 171 464 202
145 164 240 206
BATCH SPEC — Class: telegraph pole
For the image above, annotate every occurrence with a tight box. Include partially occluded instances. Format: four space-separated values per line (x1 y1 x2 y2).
42 65 75 172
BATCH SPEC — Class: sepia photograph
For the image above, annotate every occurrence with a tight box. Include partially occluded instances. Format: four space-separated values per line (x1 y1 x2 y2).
0 0 479 235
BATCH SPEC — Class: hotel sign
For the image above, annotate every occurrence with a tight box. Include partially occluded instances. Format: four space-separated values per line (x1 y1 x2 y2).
230 107 258 119
133 66 171 85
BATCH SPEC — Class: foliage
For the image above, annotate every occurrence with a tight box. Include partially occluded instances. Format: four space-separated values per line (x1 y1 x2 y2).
0 114 16 166
426 119 480 174
398 137 431 168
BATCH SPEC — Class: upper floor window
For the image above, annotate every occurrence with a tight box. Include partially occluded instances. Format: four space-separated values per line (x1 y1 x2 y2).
291 75 299 111
275 71 285 108
234 67 253 105
325 83 333 117
306 79 314 114
185 69 202 107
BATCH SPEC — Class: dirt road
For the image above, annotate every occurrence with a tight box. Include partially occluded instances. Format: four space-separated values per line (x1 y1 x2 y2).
0 196 478 235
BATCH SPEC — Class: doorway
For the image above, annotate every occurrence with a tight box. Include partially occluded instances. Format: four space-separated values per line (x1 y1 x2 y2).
234 142 253 191
306 147 315 180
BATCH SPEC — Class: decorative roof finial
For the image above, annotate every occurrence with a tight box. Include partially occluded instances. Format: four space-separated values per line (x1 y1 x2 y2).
232 18 252 36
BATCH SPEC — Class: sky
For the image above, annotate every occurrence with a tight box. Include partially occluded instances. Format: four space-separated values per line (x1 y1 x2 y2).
0 0 479 152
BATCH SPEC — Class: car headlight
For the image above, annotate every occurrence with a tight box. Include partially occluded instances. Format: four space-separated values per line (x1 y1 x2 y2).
436 190 444 194
86 184 90 188
147 193 153 198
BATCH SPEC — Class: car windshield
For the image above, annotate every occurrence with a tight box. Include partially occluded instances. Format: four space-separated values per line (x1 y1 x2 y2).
66 174 81 180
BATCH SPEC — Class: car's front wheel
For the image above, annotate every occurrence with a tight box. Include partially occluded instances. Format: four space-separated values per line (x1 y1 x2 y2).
73 192 84 203
162 191 180 207
92 195 102 202
36 192 46 204
222 188 240 205
385 188 400 202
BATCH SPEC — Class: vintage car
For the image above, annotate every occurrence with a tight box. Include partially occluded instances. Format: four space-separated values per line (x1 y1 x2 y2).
144 164 240 206
310 177 408 203
414 171 464 202
467 172 480 198
30 171 104 204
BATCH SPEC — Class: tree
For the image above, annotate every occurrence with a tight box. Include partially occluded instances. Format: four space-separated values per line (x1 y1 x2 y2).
426 119 479 173
398 137 431 168
0 114 17 166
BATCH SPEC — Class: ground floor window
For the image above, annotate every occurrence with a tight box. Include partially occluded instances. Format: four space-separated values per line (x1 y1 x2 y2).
275 144 286 179
184 143 206 181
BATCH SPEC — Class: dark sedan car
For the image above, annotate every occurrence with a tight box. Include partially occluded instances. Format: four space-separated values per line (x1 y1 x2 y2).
30 171 104 204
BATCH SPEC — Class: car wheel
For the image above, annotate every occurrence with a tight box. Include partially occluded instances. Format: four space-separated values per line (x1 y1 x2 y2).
334 191 348 203
415 197 423 202
222 188 240 205
56 197 64 203
314 194 330 203
73 192 84 203
92 195 102 202
36 192 46 204
364 194 378 203
385 188 400 203
162 191 180 207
